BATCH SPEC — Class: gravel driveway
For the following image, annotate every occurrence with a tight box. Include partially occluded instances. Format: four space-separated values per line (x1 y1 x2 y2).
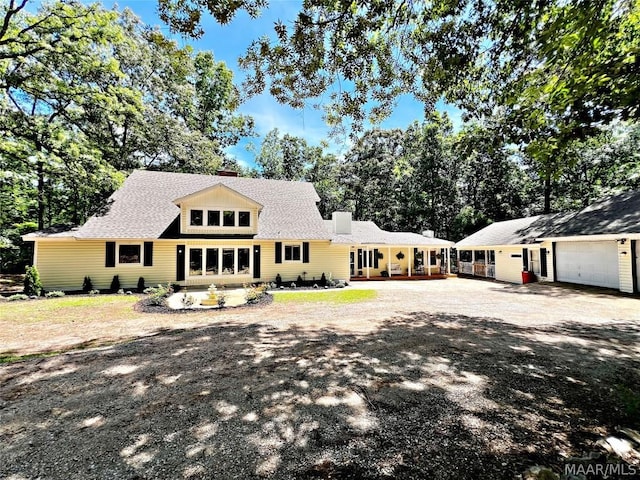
1 278 639 479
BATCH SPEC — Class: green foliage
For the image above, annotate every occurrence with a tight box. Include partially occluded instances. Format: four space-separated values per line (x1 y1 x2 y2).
8 293 29 302
23 265 42 296
82 276 93 293
45 290 65 298
110 275 120 293
144 283 173 306
244 283 269 303
137 277 145 293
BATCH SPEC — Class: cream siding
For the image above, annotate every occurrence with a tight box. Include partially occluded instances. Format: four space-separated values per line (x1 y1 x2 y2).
35 240 178 291
618 238 634 293
258 241 350 283
180 187 260 236
494 246 528 284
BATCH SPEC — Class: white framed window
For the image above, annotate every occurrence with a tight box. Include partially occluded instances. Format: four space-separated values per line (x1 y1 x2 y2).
284 244 301 262
187 246 252 278
117 243 142 265
187 209 252 228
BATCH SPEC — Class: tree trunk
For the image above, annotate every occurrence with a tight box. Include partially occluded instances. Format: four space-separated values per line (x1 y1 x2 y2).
543 174 551 214
37 156 45 230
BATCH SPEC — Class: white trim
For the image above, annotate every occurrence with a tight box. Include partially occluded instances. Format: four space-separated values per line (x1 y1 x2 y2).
283 243 303 263
116 241 144 266
188 207 253 229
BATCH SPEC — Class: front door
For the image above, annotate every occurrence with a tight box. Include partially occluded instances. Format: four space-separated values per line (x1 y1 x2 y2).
350 251 355 277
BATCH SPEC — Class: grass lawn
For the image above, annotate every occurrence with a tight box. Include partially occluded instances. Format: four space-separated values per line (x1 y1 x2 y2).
273 288 377 304
0 294 139 324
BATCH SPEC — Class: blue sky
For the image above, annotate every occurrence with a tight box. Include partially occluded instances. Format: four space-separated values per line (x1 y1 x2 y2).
91 1 462 167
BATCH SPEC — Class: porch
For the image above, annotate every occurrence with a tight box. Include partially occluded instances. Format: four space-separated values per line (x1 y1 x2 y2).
457 249 496 279
350 273 449 282
350 245 452 280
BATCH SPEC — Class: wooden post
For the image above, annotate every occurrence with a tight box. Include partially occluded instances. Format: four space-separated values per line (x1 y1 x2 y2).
366 246 370 279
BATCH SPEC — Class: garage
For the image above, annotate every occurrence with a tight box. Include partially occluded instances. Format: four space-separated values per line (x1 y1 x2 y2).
555 241 619 289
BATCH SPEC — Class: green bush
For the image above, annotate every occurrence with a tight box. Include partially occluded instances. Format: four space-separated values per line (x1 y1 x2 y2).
88 289 100 295
244 283 269 303
23 265 43 296
144 283 173 306
8 293 29 301
110 275 120 293
137 277 145 293
82 276 93 293
45 290 65 298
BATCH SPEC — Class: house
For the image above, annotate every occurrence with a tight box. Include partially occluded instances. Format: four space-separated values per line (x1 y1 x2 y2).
455 190 640 293
23 170 452 291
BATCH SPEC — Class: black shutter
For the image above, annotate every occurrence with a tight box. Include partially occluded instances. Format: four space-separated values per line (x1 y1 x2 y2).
540 248 547 277
143 242 153 266
522 248 529 271
176 245 185 281
357 249 363 269
105 242 116 267
253 245 261 279
302 242 310 263
374 249 379 269
275 242 282 264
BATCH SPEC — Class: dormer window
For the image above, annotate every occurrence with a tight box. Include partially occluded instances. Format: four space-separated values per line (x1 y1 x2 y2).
190 209 203 226
223 210 235 227
239 211 251 227
188 208 252 228
208 210 220 226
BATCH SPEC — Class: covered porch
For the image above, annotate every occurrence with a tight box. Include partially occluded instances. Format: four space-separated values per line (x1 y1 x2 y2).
457 249 496 279
350 245 452 280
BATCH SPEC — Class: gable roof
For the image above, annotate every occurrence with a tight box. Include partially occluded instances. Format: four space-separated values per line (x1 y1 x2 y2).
172 183 263 209
326 220 454 246
456 189 640 247
32 170 331 240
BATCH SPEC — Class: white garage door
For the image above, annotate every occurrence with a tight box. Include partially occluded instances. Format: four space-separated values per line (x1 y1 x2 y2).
555 241 619 289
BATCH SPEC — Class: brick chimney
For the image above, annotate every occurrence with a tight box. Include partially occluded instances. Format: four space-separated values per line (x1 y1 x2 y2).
216 169 238 177
332 212 352 234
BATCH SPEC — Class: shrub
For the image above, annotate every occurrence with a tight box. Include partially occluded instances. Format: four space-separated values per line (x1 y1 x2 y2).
8 293 29 301
45 290 65 298
89 289 100 296
244 283 269 303
144 283 173 306
23 265 43 296
296 275 303 284
137 277 145 293
171 282 182 293
320 272 326 287
82 276 93 293
275 273 282 287
180 292 196 308
110 275 120 293
117 288 125 295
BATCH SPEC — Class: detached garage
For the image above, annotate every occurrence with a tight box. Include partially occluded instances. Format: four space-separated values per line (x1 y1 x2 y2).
456 189 640 294
555 241 619 289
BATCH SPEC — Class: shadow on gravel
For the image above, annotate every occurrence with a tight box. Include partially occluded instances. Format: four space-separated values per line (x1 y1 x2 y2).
1 313 639 479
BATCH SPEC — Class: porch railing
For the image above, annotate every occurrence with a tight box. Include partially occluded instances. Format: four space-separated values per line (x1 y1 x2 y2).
459 262 473 275
487 264 495 278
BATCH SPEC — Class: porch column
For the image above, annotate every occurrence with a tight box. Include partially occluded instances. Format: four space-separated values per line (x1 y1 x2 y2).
446 248 451 274
366 246 370 279
388 247 391 276
427 248 432 276
456 248 459 275
485 249 489 277
472 250 476 276
408 247 412 277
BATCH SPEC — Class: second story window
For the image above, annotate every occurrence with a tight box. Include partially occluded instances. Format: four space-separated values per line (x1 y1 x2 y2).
238 211 250 227
223 210 235 227
190 209 203 226
208 210 220 226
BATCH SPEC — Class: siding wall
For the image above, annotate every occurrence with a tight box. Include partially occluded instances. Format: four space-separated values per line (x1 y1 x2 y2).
257 241 350 283
540 241 554 282
35 239 351 290
495 246 528 284
618 238 634 293
36 240 178 291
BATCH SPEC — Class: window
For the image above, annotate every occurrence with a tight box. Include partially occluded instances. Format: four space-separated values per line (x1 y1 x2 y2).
284 244 301 261
206 248 219 275
238 211 251 227
238 248 250 274
222 248 235 274
208 210 220 226
190 209 203 226
189 249 203 276
223 210 235 227
119 244 141 264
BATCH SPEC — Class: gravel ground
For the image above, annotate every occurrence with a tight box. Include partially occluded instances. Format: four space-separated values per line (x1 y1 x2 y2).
1 278 639 479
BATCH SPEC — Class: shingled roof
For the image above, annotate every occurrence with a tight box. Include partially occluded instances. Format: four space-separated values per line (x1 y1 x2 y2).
326 220 454 246
28 170 333 240
456 189 640 247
